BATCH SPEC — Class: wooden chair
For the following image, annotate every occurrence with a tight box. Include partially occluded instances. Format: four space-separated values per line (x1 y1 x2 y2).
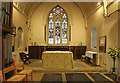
81 55 86 62
0 70 3 82
15 62 32 81
2 65 26 82
19 52 31 65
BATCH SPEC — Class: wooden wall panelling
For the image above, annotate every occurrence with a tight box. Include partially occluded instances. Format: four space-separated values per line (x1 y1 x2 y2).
79 46 86 59
2 2 13 69
29 46 35 59
28 46 86 59
39 46 41 59
76 46 79 59
10 2 13 26
36 46 39 59
41 46 44 57
71 46 75 59
74 46 76 59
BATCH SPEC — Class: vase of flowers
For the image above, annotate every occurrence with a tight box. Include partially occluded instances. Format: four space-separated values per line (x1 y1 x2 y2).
107 47 120 74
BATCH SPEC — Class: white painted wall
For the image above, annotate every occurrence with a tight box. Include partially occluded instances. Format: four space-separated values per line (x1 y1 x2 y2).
27 2 86 46
86 2 119 72
12 2 120 72
13 7 28 51
12 7 28 64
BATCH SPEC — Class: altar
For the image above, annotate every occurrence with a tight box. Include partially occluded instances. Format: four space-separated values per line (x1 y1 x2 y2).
85 51 99 65
42 51 73 69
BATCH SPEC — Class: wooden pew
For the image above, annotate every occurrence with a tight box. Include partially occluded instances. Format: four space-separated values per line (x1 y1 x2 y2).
2 65 26 82
15 62 32 81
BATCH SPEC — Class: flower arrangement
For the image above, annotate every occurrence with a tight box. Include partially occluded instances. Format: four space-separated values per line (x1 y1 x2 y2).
107 47 120 74
107 47 120 59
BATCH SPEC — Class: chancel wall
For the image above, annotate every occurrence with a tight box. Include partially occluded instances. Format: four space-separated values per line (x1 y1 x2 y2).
86 2 119 72
12 2 120 72
12 7 28 64
27 2 86 46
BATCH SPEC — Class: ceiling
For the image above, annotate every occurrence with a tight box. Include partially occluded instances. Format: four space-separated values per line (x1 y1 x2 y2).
13 2 101 19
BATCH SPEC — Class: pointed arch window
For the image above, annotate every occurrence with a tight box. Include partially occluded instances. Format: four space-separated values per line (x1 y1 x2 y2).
48 5 68 44
91 27 97 48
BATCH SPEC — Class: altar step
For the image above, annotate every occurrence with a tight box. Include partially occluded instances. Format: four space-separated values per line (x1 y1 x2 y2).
18 67 106 73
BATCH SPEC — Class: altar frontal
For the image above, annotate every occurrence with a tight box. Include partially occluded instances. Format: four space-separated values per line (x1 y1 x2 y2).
42 51 73 69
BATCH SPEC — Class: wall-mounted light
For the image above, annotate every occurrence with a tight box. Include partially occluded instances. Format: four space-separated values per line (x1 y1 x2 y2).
97 2 101 6
26 20 31 25
12 27 16 36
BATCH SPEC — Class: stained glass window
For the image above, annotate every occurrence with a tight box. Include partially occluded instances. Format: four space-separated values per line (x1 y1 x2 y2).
48 5 68 44
62 19 67 44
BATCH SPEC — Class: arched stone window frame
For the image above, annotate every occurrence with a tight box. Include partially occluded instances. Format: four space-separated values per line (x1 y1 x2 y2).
47 5 69 45
17 27 23 49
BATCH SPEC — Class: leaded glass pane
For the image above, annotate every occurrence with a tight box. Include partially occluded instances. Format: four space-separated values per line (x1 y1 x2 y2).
48 19 54 44
55 19 61 44
62 19 67 44
48 38 54 44
62 39 67 44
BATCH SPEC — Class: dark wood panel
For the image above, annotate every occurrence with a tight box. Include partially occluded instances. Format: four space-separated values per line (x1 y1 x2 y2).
79 46 86 59
36 46 40 59
29 46 36 59
29 46 86 60
29 46 40 59
46 46 69 51
2 2 13 69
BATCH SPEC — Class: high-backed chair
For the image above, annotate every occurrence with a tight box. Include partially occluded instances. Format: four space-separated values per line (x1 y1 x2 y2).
19 52 31 65
15 62 32 80
2 65 26 82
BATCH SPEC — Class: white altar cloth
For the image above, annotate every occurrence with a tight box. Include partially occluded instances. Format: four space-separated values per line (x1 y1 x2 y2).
42 51 73 69
85 51 99 65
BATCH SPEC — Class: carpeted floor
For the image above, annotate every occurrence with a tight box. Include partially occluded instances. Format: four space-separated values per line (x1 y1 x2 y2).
19 59 106 72
104 74 120 81
65 73 92 83
41 73 62 83
26 72 116 83
15 59 118 83
88 73 111 82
